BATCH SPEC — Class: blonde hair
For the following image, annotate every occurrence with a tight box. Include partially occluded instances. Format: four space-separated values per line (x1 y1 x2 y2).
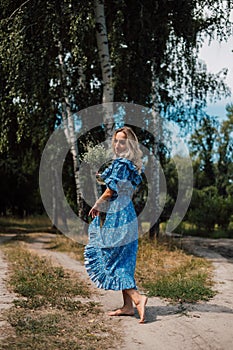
112 126 143 172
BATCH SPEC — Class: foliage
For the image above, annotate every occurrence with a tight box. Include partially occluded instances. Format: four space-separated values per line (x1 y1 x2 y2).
189 116 218 188
188 186 220 231
0 1 232 229
183 106 233 234
216 104 233 196
106 0 232 124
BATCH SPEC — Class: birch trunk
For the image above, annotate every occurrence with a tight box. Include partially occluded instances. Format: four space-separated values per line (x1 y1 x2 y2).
51 166 58 229
58 41 84 219
149 60 161 239
51 164 68 233
94 0 114 140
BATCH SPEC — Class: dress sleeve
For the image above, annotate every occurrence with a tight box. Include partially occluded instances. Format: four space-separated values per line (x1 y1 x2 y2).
100 158 142 193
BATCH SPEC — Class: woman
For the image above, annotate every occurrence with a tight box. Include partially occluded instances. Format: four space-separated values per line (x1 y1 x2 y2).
84 126 148 323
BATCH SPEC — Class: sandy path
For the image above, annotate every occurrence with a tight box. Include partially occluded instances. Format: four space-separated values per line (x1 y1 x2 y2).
0 233 233 349
0 235 18 340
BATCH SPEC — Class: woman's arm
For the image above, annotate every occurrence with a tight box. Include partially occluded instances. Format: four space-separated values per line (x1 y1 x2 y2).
88 188 114 218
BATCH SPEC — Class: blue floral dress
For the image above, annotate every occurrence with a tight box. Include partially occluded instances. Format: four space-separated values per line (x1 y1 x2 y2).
84 157 143 290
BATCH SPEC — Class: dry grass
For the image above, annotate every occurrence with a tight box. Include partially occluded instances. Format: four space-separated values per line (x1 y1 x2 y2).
0 217 216 349
136 237 202 280
0 216 53 234
0 240 120 350
48 233 215 303
136 237 215 302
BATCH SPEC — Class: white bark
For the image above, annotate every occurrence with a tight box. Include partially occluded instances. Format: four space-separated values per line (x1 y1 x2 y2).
51 164 68 233
78 63 86 89
94 0 114 140
58 41 83 217
51 166 58 229
149 59 162 238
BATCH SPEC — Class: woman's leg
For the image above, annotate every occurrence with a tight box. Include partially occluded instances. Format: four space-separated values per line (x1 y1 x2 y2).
122 290 134 309
124 289 148 323
108 290 134 316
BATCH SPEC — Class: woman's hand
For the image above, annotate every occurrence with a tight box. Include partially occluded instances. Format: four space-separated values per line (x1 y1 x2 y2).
96 173 105 184
88 188 114 219
88 203 100 218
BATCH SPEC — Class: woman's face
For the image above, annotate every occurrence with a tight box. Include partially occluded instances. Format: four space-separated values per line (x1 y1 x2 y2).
113 131 127 156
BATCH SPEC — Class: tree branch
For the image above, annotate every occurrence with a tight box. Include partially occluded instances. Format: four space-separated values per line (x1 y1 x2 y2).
8 0 31 20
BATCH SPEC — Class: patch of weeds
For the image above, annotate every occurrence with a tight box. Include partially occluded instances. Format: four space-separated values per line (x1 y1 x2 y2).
7 309 61 336
144 270 215 302
1 306 116 350
0 242 119 350
4 242 89 308
136 238 216 302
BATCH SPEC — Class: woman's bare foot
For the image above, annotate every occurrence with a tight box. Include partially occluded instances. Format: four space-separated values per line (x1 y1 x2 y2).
136 295 148 323
108 306 135 317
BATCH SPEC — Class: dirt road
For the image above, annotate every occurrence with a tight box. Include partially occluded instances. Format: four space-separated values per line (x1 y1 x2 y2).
0 235 18 340
0 233 233 349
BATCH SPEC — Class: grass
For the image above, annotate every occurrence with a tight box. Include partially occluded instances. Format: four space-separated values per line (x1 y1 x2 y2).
136 238 215 302
145 271 214 302
0 216 217 344
0 240 119 350
4 308 115 350
0 215 216 304
0 215 53 234
47 233 216 303
4 241 89 308
172 221 233 239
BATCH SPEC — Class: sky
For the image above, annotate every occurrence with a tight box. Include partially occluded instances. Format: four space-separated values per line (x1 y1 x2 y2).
199 14 233 120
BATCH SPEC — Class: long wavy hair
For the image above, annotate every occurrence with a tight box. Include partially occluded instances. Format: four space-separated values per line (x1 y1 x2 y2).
112 126 143 172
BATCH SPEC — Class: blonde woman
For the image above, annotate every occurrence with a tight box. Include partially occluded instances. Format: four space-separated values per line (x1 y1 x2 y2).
84 126 148 323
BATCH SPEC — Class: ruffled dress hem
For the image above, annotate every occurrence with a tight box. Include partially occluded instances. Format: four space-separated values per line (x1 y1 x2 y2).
84 245 137 291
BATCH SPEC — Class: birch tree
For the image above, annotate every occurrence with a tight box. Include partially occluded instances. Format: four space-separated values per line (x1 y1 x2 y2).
105 0 232 238
57 40 84 223
1 0 232 226
0 0 96 222
149 59 162 238
94 0 114 140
